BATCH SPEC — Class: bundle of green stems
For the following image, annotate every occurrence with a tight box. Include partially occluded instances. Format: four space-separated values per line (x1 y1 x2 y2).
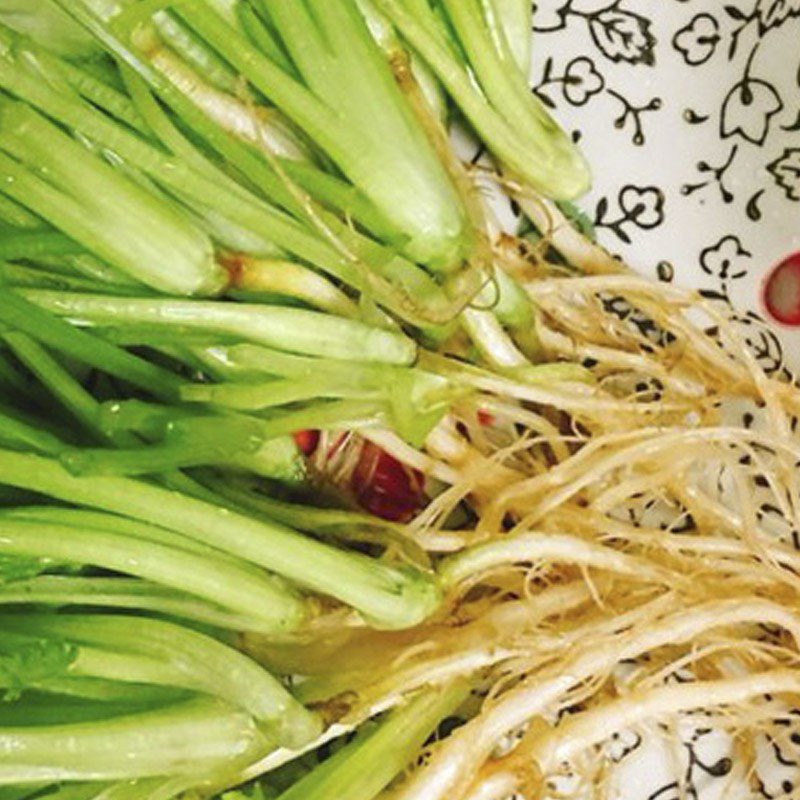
2 2 769 799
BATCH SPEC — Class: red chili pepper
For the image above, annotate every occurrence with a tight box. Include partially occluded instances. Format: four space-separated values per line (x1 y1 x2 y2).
763 252 800 326
326 432 349 461
293 429 320 456
351 441 425 522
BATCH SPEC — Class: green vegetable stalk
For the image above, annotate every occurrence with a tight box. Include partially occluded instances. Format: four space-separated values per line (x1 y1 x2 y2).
173 0 472 271
0 100 225 296
0 576 285 634
0 516 305 631
373 0 591 199
2 12 473 325
0 698 269 783
275 681 468 799
0 614 321 748
0 0 98 57
19 290 417 365
0 450 442 629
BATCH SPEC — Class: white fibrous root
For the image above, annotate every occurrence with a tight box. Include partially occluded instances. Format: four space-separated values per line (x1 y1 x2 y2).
367 243 800 798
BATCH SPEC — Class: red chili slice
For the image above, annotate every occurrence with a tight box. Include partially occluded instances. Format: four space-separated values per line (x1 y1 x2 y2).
351 441 425 522
326 432 349 461
293 429 320 456
763 252 800 326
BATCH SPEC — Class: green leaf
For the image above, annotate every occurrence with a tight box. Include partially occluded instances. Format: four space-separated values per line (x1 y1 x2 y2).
0 554 51 584
0 637 77 700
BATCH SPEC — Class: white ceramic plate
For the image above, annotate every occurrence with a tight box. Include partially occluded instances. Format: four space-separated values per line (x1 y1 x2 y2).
529 0 800 378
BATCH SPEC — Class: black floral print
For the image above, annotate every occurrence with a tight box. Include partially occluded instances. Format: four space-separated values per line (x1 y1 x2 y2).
606 729 643 762
618 185 664 228
729 310 789 376
700 235 752 281
757 0 800 31
720 71 784 145
587 6 655 65
562 56 605 105
527 0 800 324
682 145 738 203
536 56 605 108
672 14 721 66
534 0 656 65
535 54 656 143
607 90 662 145
768 148 800 200
517 3 800 791
595 185 665 243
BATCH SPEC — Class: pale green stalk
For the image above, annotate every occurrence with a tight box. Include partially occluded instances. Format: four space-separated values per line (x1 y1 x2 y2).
490 0 532 74
0 100 224 296
0 576 281 634
0 519 305 631
0 698 268 784
0 614 321 747
179 0 469 269
373 0 590 198
0 450 442 629
19 290 416 365
0 291 181 400
276 681 469 800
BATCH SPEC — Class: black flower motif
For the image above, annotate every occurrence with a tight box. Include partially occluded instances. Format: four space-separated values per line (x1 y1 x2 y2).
588 7 656 65
768 148 800 200
562 56 605 106
601 294 675 345
618 185 664 229
757 0 800 32
595 185 665 243
720 75 784 145
700 235 752 280
681 145 738 203
672 13 721 65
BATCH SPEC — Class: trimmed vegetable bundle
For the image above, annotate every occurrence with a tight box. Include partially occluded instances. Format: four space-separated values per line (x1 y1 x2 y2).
1 2 798 800
0 0 584 791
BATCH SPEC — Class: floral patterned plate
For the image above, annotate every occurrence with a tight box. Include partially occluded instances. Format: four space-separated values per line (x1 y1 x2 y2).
457 3 800 798
530 0 800 376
